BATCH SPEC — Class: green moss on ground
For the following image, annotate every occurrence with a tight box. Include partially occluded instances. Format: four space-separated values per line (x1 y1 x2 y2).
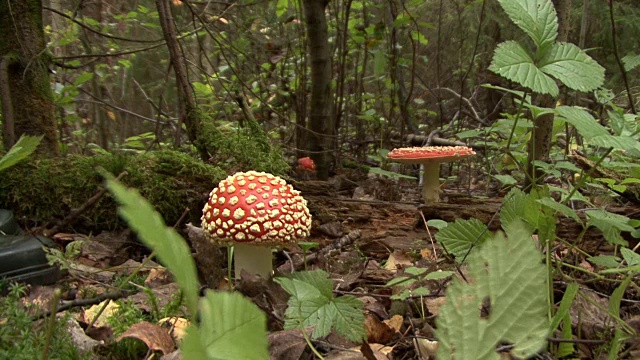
0 150 226 232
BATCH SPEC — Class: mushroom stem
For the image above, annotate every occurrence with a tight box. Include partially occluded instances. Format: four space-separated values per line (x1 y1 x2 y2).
233 243 273 279
421 162 442 203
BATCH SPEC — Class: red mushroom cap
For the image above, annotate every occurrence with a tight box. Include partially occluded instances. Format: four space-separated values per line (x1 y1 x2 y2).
296 157 316 172
387 146 475 164
201 171 312 246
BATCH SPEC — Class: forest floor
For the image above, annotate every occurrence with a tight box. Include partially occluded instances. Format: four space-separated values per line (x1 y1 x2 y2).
4 173 640 359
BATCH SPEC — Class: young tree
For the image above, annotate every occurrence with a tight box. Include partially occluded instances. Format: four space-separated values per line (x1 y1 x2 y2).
0 0 58 155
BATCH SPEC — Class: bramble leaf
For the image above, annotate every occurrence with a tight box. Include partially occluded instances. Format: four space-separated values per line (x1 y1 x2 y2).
276 270 366 342
435 221 549 359
497 0 558 48
435 218 492 261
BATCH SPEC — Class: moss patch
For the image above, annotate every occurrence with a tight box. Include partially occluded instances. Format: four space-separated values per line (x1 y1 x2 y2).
0 150 226 232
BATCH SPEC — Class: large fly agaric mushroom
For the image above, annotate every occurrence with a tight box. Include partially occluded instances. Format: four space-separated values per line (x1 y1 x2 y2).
387 146 476 203
201 171 312 279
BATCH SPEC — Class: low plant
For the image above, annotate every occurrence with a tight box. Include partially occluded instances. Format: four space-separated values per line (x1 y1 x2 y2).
0 283 81 360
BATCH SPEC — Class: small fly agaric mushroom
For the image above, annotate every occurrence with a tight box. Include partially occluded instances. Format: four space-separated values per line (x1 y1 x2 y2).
387 146 476 203
297 157 316 172
201 171 312 279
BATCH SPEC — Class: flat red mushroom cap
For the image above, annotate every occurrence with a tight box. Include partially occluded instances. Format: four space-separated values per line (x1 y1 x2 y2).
387 146 476 164
201 171 312 246
296 157 316 172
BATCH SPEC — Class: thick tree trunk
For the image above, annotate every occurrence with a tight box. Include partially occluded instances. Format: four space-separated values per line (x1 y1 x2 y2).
0 0 58 155
303 0 334 180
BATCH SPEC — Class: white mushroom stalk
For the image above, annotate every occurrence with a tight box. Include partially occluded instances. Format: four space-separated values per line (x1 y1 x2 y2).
387 146 476 203
201 171 312 279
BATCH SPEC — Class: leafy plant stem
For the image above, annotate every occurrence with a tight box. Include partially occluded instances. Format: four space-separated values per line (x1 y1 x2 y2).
608 0 636 114
298 305 325 360
41 289 62 360
562 147 613 204
555 261 603 281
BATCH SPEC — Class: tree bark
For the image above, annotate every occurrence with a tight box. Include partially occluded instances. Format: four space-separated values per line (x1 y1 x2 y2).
303 0 334 180
0 0 58 155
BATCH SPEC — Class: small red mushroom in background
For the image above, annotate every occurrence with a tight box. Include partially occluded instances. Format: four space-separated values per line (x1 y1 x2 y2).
201 171 312 279
296 157 316 172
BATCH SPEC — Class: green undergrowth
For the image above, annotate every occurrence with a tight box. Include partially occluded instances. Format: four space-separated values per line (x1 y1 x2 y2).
0 150 226 232
0 283 81 360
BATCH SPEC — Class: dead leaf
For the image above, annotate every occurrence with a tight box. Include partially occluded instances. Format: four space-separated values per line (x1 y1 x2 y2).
128 283 183 313
364 313 397 344
383 251 413 272
383 315 403 333
425 297 447 316
144 268 174 288
325 343 393 360
414 338 438 359
116 321 175 355
83 300 119 328
569 291 614 340
268 328 310 360
64 317 104 352
158 317 190 342
420 248 436 261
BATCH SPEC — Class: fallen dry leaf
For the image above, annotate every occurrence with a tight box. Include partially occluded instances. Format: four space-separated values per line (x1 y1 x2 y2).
364 313 397 344
268 328 311 360
116 321 175 355
325 343 393 360
414 338 438 359
384 251 414 271
425 297 447 316
158 317 190 342
144 268 174 288
383 314 403 333
83 299 119 328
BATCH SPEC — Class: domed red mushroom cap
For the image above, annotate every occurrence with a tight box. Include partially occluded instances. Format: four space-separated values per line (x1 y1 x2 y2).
201 171 312 246
387 146 476 164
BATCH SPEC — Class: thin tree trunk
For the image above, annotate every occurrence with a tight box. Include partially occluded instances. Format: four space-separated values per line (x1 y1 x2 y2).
156 0 208 160
303 0 334 180
0 0 58 155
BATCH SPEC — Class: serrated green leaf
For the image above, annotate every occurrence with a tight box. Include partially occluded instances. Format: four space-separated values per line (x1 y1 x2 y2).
191 291 268 360
620 247 640 267
587 255 621 269
622 54 640 72
497 0 557 48
276 270 365 342
536 197 581 224
104 174 200 315
556 106 609 139
424 270 454 280
435 218 491 261
436 221 549 359
405 267 428 276
586 209 633 246
493 174 517 185
0 135 42 172
538 42 605 92
426 219 448 230
412 287 430 296
385 276 414 287
489 40 558 96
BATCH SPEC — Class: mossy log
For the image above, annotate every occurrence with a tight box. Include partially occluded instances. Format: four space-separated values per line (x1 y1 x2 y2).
0 150 226 232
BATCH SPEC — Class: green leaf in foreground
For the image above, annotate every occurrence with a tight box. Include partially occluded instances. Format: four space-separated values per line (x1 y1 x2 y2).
183 291 269 360
276 270 366 342
435 218 491 261
0 135 43 172
104 174 200 315
497 0 557 48
435 221 549 360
